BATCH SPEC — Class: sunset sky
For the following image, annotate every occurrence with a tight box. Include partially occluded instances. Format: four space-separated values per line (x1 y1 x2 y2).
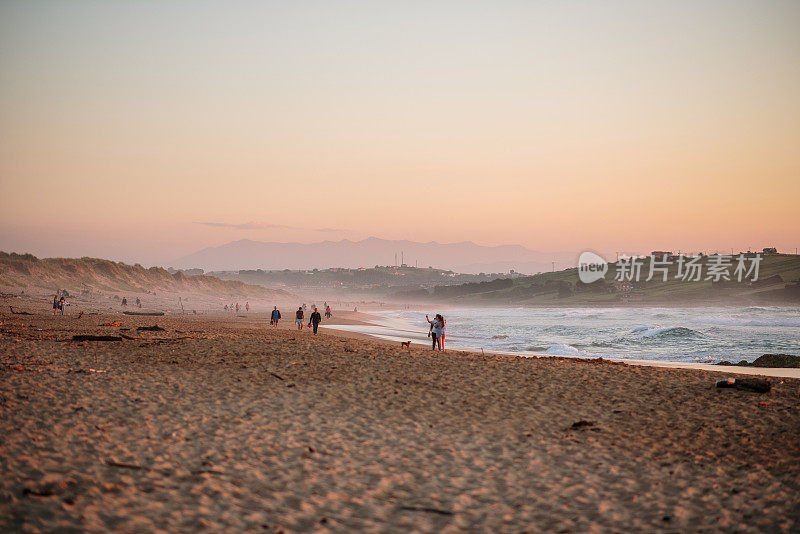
1 1 798 266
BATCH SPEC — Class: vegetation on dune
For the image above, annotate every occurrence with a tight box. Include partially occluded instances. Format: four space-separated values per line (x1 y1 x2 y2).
0 252 292 298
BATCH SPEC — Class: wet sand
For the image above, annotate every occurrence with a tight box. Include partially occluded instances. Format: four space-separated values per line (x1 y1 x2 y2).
1 297 799 532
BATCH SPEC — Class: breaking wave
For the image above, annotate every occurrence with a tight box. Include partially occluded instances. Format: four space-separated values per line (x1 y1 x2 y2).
633 326 703 339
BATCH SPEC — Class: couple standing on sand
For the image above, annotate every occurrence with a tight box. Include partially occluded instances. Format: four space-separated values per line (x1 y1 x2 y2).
52 295 68 315
427 314 446 351
295 306 323 334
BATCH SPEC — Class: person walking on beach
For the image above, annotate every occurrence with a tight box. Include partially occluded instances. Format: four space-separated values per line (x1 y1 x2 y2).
235 303 240 313
245 301 250 312
295 307 305 330
325 305 332 319
308 307 322 334
426 314 444 351
271 306 281 327
58 296 67 315
440 315 446 352
53 295 59 316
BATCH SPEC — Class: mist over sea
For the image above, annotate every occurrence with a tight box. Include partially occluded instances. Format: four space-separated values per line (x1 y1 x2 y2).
324 306 800 364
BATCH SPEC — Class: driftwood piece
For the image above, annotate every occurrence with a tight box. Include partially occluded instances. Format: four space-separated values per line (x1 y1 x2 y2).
122 311 165 317
715 377 771 393
72 335 122 342
105 459 143 470
399 506 454 516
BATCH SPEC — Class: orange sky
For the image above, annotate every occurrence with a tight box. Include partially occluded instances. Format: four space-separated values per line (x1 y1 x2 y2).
1 1 798 266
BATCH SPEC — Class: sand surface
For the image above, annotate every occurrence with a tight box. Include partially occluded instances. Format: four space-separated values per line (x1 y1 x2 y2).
1 295 799 532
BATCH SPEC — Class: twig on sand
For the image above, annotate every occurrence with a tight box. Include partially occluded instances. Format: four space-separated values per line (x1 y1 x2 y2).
72 335 122 342
270 372 285 381
105 459 143 470
399 505 454 516
119 333 194 342
192 469 224 475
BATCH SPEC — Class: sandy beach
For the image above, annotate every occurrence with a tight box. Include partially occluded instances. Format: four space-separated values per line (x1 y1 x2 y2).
1 295 799 532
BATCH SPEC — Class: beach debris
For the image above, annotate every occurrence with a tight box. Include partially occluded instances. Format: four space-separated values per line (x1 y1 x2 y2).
22 476 84 498
269 372 285 381
9 306 33 315
399 505 454 516
137 325 165 331
344 347 356 353
106 459 143 470
100 321 123 327
122 311 164 316
72 335 122 342
569 420 596 430
715 377 771 393
192 468 224 475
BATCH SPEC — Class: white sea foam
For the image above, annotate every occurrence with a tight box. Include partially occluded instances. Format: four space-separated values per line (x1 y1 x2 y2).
543 345 582 357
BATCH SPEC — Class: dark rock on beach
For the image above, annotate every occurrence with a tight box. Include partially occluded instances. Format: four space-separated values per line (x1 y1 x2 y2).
751 354 800 368
718 354 800 368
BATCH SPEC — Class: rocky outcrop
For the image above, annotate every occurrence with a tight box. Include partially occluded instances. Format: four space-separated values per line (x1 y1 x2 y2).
718 354 799 368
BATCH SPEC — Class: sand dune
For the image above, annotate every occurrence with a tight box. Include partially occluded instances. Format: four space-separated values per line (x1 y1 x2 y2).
0 252 293 301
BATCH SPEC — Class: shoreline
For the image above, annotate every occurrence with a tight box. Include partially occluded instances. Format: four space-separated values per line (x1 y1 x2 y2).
320 311 800 380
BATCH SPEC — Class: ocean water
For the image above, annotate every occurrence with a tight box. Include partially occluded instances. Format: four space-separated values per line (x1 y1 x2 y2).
322 306 800 364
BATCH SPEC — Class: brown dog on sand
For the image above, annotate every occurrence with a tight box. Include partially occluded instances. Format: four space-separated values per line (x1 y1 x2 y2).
400 341 411 350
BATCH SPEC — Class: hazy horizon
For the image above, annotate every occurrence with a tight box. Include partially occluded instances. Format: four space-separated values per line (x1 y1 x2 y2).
2 1 798 267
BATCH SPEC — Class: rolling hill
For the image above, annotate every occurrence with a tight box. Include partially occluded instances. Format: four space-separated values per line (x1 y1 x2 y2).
390 254 800 306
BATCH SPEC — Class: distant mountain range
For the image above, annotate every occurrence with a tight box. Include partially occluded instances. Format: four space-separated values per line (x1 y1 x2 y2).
171 237 577 274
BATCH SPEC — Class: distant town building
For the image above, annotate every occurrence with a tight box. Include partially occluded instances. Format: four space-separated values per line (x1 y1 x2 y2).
762 247 778 255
